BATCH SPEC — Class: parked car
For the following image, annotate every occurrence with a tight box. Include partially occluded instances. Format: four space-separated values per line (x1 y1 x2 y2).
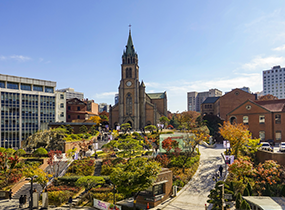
259 142 273 152
266 139 275 146
279 142 285 152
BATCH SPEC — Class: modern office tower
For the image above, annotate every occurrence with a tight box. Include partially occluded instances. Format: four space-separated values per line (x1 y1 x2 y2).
263 65 285 99
99 103 110 113
0 74 62 149
55 91 66 122
187 89 222 112
56 87 84 100
114 94 119 105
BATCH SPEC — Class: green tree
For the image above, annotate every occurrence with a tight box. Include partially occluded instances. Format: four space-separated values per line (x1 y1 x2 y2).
207 181 233 210
159 116 170 128
75 176 105 190
23 166 52 189
240 199 250 210
110 158 161 210
235 193 242 210
15 149 26 157
33 148 48 157
65 124 74 134
144 125 157 134
120 123 131 133
5 148 16 157
79 125 88 134
243 187 250 196
181 111 200 130
0 147 6 153
169 115 179 129
246 182 252 196
89 126 98 136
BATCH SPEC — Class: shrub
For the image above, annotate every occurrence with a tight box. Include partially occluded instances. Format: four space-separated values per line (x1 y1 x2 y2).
47 185 80 193
33 148 48 156
5 148 16 156
15 149 26 157
48 190 73 206
66 158 95 176
0 147 6 153
57 176 83 186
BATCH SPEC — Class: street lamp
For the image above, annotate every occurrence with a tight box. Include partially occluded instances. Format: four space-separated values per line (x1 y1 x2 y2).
27 175 38 210
218 184 224 210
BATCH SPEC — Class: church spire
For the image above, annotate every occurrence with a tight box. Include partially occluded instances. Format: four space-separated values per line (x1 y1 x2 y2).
122 26 138 64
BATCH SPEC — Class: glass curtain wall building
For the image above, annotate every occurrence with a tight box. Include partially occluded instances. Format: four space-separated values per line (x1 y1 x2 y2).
0 74 58 149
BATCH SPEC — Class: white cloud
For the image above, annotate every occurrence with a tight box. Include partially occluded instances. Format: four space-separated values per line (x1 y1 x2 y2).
0 55 31 62
95 92 118 99
272 45 285 51
241 56 285 71
39 58 44 62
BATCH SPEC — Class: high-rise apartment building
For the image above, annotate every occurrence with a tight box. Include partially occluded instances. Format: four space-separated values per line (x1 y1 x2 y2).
57 88 84 100
263 65 285 99
0 74 65 149
187 89 222 112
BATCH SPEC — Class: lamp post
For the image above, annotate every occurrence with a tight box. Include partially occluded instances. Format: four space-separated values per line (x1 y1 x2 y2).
29 175 38 210
218 184 224 210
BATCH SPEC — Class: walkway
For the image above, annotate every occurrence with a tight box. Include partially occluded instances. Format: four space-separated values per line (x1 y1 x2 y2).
156 144 226 210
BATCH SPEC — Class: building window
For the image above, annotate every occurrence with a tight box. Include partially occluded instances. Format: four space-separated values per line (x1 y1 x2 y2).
153 184 163 195
0 81 5 88
230 116 237 124
45 87 54 93
68 106 70 110
77 107 80 111
259 115 265 124
21 84 31 91
60 112 64 117
126 93 132 115
77 115 80 119
60 94 64 99
60 103 64 108
126 68 132 78
33 85 43 92
276 131 282 141
243 116 249 125
259 131 265 141
68 115 70 119
7 82 19 90
275 114 281 124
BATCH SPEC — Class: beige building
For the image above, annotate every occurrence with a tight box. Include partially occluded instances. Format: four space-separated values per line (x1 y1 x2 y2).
187 89 222 112
109 30 167 130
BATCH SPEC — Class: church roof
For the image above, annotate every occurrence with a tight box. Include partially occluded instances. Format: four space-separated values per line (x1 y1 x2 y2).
147 92 166 99
202 97 220 104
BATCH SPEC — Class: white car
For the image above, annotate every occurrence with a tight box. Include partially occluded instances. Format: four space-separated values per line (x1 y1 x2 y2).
260 142 273 152
279 142 285 152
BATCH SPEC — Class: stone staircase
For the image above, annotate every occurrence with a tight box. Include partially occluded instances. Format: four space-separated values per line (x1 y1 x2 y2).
13 183 43 199
93 161 102 176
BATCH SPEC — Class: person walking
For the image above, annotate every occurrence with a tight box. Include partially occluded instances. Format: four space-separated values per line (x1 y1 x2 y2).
219 165 223 178
68 196 73 210
19 195 23 208
8 189 12 201
23 195 27 207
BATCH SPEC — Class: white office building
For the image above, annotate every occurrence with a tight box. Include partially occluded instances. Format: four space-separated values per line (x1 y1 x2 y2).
263 66 285 99
0 74 65 149
56 87 84 100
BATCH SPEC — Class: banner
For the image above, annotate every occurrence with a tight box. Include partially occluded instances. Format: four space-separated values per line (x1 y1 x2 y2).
225 155 234 164
223 141 230 148
93 198 121 210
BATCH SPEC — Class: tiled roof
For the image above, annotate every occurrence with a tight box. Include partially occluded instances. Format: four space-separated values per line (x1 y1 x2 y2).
202 97 220 104
255 99 285 112
147 92 166 99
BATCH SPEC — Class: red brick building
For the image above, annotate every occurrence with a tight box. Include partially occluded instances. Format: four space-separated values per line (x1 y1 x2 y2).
66 98 98 122
227 99 285 143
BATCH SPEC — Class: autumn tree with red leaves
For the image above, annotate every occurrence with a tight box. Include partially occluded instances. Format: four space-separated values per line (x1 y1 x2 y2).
0 152 20 187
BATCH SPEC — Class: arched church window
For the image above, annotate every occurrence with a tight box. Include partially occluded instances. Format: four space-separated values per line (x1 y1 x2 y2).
123 58 125 64
129 68 132 78
128 58 130 64
133 58 135 63
126 93 132 115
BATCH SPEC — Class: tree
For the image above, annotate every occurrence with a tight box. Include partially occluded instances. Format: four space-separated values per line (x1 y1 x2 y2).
159 116 170 129
181 111 200 130
235 193 242 210
203 114 224 136
121 123 131 133
23 166 52 190
5 148 15 157
79 125 88 134
219 121 251 159
110 158 161 210
89 126 98 136
75 176 105 190
207 181 233 210
15 149 26 157
258 94 278 100
33 148 48 157
0 152 20 187
47 150 65 177
89 116 101 125
180 130 209 172
144 125 157 134
162 137 178 154
169 115 179 129
240 199 250 210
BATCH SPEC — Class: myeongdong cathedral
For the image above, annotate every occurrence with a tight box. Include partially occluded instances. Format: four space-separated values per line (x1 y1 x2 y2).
109 30 167 130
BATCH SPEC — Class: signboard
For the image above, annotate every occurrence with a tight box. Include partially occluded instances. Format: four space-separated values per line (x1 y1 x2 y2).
224 194 232 200
93 198 121 210
225 155 234 164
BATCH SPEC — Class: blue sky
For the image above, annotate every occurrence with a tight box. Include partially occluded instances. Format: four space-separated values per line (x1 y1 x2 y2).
1 1 285 112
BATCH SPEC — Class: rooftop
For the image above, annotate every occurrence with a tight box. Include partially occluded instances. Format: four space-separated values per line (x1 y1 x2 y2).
255 99 285 112
147 92 166 99
202 97 220 104
243 196 285 210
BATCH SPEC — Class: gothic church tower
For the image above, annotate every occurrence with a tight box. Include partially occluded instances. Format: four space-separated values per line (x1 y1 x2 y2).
118 29 140 129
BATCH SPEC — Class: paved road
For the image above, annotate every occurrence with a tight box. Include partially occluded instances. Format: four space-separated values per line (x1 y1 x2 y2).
162 144 225 210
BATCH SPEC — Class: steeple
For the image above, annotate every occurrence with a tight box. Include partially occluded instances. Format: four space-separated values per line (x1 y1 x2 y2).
122 27 138 62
